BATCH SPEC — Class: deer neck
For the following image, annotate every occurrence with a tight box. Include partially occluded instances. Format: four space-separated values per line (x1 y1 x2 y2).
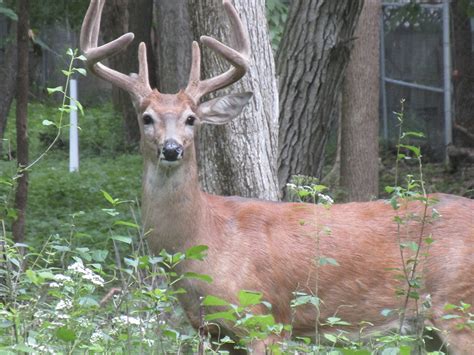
141 149 207 254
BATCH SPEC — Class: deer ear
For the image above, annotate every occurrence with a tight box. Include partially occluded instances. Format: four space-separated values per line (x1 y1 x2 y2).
197 92 253 125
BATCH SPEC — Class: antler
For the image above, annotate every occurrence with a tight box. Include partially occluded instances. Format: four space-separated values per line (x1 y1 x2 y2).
185 0 250 103
80 0 152 103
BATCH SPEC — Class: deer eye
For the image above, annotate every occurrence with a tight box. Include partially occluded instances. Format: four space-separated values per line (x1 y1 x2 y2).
186 115 197 126
142 114 153 125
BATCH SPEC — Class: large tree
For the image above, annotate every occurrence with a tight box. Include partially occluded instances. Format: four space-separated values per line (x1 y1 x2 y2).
277 0 363 198
189 0 280 200
12 0 29 243
339 0 380 202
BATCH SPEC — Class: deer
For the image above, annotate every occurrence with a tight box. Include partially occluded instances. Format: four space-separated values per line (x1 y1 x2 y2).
80 0 474 353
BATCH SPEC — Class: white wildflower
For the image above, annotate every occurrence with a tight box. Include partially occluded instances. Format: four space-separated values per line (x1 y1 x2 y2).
56 313 70 320
90 330 104 343
68 259 86 274
113 315 141 326
68 259 104 286
82 272 105 287
49 282 60 288
55 299 72 311
54 274 72 283
318 193 334 205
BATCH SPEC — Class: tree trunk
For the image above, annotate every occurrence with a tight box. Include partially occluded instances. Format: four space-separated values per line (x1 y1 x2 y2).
277 0 363 198
0 18 17 157
12 0 29 243
189 0 280 200
102 0 154 148
339 0 380 202
452 0 474 148
153 0 193 93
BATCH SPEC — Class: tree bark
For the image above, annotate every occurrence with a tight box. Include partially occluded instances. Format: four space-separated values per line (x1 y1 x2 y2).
277 0 363 198
189 0 280 200
12 0 29 243
153 0 193 93
102 0 154 147
0 19 17 157
339 0 380 202
452 0 474 148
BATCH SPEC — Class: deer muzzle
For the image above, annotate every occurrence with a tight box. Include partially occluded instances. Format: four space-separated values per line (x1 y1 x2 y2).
161 139 184 162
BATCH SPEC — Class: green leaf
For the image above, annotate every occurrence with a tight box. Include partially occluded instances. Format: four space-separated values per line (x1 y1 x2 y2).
38 271 55 280
72 99 84 116
202 295 230 307
381 308 394 317
323 333 337 343
47 86 64 95
12 344 35 353
42 119 56 126
238 290 263 307
79 296 100 307
74 68 87 76
101 190 117 206
319 257 339 266
400 241 419 252
402 131 425 138
0 5 18 21
441 314 461 320
56 327 76 342
163 329 179 340
25 269 40 285
185 245 208 260
443 303 457 311
184 272 213 283
400 346 412 355
205 310 237 322
114 220 139 229
399 144 421 158
91 249 108 262
111 236 132 244
62 70 73 77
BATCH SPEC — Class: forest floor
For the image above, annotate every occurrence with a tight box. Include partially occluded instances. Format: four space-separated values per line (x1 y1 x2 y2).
378 151 474 199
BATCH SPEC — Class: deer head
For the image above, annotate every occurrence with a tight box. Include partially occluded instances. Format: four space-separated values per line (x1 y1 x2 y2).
80 0 252 166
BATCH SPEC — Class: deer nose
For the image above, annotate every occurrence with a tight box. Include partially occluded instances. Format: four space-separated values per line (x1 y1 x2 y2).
162 139 183 162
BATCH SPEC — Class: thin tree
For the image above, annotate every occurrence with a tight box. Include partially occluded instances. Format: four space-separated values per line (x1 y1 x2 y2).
189 0 280 200
102 0 155 147
153 0 193 93
277 0 363 198
452 0 474 149
0 2 17 157
12 0 29 243
339 0 380 202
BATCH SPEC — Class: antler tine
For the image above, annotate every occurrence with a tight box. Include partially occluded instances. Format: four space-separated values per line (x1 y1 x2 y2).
185 0 250 103
80 0 152 103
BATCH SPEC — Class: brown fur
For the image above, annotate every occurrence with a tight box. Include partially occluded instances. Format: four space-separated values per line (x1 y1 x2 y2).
136 92 474 354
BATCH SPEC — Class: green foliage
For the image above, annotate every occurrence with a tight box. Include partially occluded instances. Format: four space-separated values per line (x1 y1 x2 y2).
266 0 288 51
0 2 17 21
203 290 288 350
29 0 89 30
0 204 204 353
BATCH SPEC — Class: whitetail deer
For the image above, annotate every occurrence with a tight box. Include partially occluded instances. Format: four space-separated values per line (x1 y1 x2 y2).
81 0 473 353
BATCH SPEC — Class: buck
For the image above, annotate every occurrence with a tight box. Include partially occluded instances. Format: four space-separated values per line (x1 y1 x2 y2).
81 0 473 353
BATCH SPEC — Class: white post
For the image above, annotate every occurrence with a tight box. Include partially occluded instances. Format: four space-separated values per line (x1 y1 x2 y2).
69 79 79 172
442 0 452 157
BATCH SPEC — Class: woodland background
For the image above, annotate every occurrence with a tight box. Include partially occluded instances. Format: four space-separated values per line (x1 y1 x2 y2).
0 0 473 245
0 0 473 353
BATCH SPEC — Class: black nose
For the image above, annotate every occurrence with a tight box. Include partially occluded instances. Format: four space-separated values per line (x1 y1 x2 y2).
162 139 183 161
